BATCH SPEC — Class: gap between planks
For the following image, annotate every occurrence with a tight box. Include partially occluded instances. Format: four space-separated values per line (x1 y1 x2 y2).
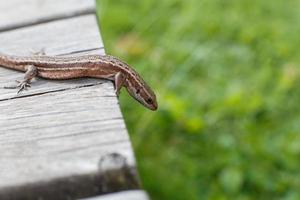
0 0 96 32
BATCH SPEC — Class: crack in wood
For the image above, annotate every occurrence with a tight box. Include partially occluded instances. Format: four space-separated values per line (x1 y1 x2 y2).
0 82 116 102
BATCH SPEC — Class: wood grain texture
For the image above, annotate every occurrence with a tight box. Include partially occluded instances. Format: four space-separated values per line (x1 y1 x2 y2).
80 190 149 200
0 14 104 56
0 0 142 199
0 15 107 100
0 85 140 199
0 0 95 31
0 85 135 187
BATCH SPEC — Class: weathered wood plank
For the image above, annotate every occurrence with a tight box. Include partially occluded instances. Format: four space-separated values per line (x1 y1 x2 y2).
0 0 95 31
0 14 104 56
0 85 134 182
80 190 149 200
0 85 139 199
0 1 143 199
0 14 106 100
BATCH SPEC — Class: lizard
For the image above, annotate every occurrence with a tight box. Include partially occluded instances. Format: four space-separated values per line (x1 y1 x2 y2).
0 52 158 111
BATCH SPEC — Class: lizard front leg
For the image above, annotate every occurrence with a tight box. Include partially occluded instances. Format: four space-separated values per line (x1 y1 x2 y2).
114 72 126 97
4 65 37 94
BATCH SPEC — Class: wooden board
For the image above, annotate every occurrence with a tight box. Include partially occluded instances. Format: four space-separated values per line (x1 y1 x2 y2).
0 0 143 199
80 190 149 200
0 15 106 100
0 85 139 199
0 85 135 184
0 0 95 31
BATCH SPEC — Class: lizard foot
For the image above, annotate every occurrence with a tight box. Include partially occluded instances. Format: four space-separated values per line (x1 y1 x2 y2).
3 80 31 94
30 48 46 56
114 89 121 98
16 80 31 94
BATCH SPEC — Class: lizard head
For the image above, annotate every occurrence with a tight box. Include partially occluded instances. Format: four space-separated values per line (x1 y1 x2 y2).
126 80 158 111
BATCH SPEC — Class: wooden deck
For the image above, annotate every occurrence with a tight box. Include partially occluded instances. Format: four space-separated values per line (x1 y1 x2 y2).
0 0 148 199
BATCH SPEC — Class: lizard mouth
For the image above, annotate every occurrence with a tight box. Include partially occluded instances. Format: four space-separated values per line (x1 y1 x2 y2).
148 101 158 111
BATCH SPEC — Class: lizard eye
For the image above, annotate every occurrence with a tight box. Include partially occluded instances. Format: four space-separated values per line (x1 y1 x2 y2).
136 89 140 94
146 98 153 104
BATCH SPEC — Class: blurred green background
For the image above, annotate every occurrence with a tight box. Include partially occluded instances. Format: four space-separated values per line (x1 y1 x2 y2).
96 0 300 199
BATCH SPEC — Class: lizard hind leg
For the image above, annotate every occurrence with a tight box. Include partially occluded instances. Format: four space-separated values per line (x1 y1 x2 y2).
31 48 46 56
4 65 38 94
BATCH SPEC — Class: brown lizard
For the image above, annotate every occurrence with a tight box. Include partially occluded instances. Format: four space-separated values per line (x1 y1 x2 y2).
0 53 157 110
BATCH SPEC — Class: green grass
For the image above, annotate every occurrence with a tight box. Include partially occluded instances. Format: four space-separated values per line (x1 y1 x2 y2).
96 0 300 199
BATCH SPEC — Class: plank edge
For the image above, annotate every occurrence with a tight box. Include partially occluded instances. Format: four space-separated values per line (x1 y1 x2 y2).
0 9 95 33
